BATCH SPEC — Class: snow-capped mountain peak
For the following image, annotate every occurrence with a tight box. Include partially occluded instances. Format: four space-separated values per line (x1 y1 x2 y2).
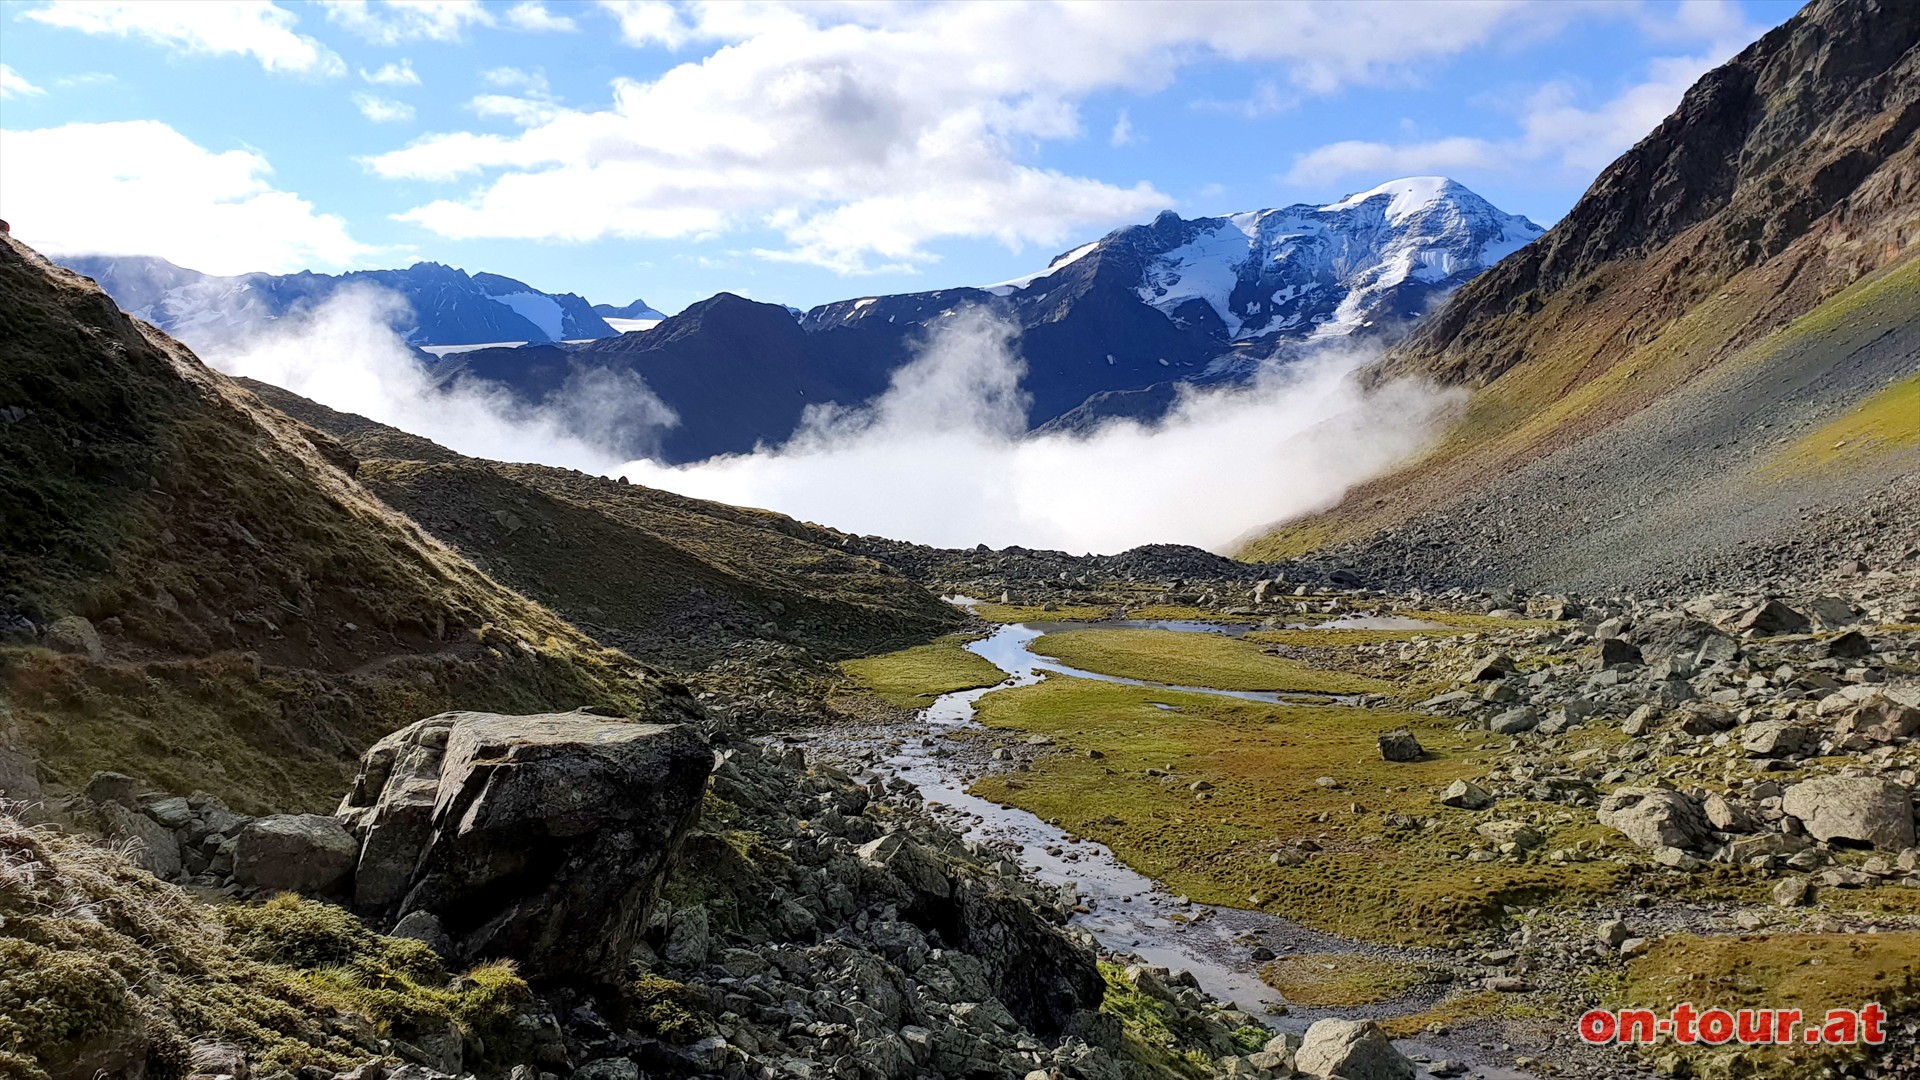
1320 175 1461 221
1118 176 1543 342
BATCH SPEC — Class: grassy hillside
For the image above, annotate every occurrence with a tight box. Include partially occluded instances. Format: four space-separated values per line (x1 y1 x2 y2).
1239 0 1920 588
0 235 693 811
241 382 963 666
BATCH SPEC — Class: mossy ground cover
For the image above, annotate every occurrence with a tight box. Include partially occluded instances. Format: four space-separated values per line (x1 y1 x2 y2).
968 602 1252 625
1620 932 1920 1017
1097 962 1264 1080
0 815 533 1080
1258 954 1438 1007
1610 932 1920 1078
968 675 1627 944
1027 629 1393 695
1764 370 1920 477
838 633 1005 709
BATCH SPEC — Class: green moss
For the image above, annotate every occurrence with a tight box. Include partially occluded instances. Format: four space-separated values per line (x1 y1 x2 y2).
839 633 1005 709
1377 990 1506 1038
1096 962 1214 1080
1764 370 1920 476
0 821 538 1080
969 675 1627 944
1620 932 1920 1017
1258 954 1436 1007
971 602 1121 624
621 973 711 1043
1614 932 1920 1080
1029 628 1393 695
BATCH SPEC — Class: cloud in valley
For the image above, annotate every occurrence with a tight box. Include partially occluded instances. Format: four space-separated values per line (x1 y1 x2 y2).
619 310 1460 553
198 297 1456 555
200 287 677 472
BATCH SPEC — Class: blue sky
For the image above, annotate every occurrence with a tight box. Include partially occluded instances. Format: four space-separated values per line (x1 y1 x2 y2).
0 0 1798 314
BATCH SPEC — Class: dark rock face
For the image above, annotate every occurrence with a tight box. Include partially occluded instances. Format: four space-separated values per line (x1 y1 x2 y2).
336 709 714 984
1391 0 1920 387
854 830 1105 1040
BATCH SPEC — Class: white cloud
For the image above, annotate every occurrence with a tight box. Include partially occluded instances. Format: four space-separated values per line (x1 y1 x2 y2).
1191 79 1298 119
0 120 367 274
1286 136 1500 188
596 0 707 49
1284 3 1765 188
1109 110 1136 148
504 1 577 33
481 66 548 91
206 288 674 471
365 1 1582 274
360 60 421 86
471 67 560 126
354 92 416 123
621 310 1458 552
22 1 344 76
319 0 493 44
0 64 46 99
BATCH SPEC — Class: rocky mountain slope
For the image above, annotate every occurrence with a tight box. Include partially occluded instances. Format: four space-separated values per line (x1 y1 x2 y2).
240 379 964 666
0 233 696 813
1242 0 1920 593
63 254 620 350
404 178 1539 463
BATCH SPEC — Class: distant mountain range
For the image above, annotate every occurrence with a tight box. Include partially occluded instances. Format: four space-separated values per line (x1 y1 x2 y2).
443 176 1542 461
592 298 668 321
61 256 636 349
65 176 1541 462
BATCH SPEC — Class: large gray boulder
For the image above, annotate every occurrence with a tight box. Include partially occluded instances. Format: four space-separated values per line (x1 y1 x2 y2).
98 801 182 880
1782 777 1915 851
0 746 41 804
1295 1018 1414 1080
233 814 357 894
1832 691 1920 743
335 709 714 984
1377 730 1424 762
1597 787 1710 853
43 614 105 661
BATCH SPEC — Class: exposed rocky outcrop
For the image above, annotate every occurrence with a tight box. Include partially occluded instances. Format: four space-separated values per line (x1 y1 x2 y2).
335 709 715 984
1244 0 1920 595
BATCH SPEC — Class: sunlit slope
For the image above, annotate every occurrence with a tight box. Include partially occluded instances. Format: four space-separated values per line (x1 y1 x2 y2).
0 234 691 811
1240 0 1920 588
240 381 963 665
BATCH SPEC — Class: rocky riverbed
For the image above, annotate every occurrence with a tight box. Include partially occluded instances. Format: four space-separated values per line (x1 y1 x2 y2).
811 565 1920 1080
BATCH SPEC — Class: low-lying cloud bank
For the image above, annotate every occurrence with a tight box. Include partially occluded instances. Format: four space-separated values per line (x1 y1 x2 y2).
619 310 1461 554
198 287 675 472
201 293 1456 555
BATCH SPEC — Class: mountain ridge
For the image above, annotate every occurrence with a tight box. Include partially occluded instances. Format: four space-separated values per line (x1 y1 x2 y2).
1244 0 1920 593
61 254 623 350
429 176 1540 462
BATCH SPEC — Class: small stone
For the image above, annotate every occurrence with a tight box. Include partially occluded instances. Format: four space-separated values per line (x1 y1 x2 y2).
1438 779 1493 811
1378 730 1424 762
